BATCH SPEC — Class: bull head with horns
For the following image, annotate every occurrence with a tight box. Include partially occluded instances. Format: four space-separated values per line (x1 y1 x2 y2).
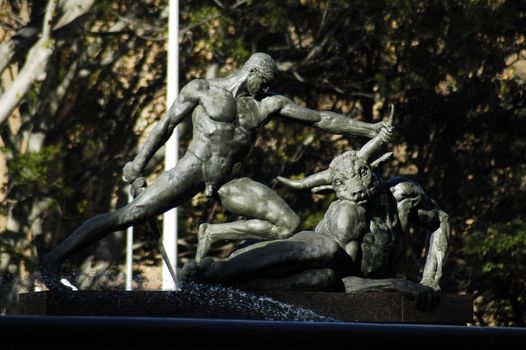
278 106 394 206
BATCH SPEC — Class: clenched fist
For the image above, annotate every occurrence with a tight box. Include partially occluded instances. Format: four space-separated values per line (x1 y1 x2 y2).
122 161 141 183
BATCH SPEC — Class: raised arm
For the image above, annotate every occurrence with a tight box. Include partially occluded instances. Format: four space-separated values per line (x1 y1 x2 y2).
122 79 206 183
262 95 386 138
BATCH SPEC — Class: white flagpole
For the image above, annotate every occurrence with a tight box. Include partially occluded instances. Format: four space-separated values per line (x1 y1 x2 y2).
125 189 134 291
162 0 179 291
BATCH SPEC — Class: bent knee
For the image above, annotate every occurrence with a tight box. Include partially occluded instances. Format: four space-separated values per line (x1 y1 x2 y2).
275 230 293 240
311 268 336 284
218 177 252 198
309 239 340 262
275 214 300 239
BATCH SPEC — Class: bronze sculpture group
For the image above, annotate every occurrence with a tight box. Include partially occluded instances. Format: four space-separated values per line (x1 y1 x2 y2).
38 53 449 309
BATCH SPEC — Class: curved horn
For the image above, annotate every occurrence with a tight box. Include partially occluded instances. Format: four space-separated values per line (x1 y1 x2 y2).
277 169 331 190
357 104 395 160
387 103 394 125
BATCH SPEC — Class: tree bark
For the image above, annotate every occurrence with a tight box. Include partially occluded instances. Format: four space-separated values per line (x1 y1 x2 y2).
0 0 58 126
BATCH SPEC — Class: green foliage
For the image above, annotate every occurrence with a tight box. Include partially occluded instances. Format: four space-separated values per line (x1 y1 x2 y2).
466 221 526 272
465 220 526 326
3 145 64 198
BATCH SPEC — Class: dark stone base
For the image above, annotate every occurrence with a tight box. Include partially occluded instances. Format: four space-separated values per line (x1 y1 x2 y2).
16 284 472 324
258 291 473 324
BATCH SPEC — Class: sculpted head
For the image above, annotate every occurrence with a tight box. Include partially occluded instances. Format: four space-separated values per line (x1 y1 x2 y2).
276 107 394 206
329 151 378 204
243 52 278 98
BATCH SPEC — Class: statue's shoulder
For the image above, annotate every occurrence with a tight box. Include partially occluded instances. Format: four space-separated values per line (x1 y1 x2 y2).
386 176 425 201
180 79 210 97
326 200 366 224
259 93 291 114
330 198 362 211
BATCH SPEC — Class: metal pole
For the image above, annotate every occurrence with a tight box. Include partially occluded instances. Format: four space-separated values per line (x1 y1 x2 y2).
162 0 179 291
125 189 134 291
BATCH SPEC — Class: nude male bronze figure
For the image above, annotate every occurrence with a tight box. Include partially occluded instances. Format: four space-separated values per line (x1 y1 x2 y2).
39 52 389 290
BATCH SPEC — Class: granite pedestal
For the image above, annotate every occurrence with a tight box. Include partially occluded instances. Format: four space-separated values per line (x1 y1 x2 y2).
16 287 472 324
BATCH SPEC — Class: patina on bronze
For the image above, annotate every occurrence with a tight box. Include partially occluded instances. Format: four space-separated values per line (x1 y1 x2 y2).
182 110 450 310
38 53 389 291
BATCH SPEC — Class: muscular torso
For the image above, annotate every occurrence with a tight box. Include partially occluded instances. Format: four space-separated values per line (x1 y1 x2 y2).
187 83 270 188
315 192 402 278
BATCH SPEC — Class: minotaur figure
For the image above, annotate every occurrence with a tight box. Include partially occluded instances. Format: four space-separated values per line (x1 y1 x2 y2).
182 113 449 309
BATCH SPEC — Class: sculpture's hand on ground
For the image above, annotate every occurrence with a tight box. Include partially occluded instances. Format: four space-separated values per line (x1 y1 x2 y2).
342 276 440 310
394 278 440 311
419 278 440 292
122 161 141 184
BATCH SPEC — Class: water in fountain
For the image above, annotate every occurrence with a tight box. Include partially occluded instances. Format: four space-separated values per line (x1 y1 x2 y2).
179 281 335 322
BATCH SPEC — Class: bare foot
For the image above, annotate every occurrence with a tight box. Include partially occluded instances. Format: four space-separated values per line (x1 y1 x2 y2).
195 223 212 264
38 254 75 292
179 257 215 282
178 260 200 281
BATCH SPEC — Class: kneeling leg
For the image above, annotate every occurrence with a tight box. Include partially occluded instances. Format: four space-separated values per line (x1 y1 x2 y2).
196 177 300 262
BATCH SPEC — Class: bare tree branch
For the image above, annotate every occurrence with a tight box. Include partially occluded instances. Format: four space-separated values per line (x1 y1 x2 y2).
0 0 59 126
0 0 96 77
41 0 57 41
0 41 17 77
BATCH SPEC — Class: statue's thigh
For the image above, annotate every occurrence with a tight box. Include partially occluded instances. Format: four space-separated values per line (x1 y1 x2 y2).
218 177 296 224
132 154 203 216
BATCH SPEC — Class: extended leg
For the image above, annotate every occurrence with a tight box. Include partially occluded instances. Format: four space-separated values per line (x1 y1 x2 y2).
234 268 339 292
39 152 204 290
194 231 343 282
196 177 300 262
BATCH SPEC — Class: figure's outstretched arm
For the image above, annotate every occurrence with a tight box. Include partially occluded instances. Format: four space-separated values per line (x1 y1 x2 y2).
267 95 389 138
122 80 205 183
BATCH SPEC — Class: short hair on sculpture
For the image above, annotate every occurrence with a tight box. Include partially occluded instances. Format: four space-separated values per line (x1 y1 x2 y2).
243 52 278 83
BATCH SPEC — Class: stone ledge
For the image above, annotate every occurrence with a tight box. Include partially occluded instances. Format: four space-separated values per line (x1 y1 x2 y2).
256 291 472 324
16 288 472 324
